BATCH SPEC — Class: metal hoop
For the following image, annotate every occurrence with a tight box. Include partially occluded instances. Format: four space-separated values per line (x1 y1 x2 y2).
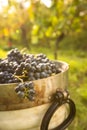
40 90 76 130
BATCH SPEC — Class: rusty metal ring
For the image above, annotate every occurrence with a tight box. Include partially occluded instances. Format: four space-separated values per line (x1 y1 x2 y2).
40 91 76 130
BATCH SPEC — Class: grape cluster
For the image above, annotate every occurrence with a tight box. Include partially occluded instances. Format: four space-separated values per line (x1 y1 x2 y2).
0 59 19 83
15 81 36 101
7 48 23 64
0 48 61 100
14 53 61 81
0 48 61 84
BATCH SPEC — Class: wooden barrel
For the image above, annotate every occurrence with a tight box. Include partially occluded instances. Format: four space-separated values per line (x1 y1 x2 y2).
0 61 69 130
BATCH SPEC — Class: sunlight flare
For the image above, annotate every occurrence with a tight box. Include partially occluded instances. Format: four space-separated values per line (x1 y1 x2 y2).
41 0 52 8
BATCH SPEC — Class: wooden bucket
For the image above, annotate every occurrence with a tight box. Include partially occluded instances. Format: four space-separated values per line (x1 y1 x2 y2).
0 61 75 130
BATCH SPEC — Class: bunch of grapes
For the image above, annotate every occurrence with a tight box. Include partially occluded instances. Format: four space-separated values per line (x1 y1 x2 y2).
0 48 61 100
7 48 24 64
0 48 61 83
15 81 35 101
0 58 19 83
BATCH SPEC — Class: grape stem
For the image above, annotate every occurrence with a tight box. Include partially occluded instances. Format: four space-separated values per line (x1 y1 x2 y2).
14 75 24 83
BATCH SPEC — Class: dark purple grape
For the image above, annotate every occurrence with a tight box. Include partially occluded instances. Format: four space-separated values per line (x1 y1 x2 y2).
28 77 36 81
34 72 40 79
0 72 4 78
25 63 31 71
36 65 41 72
17 91 25 98
28 81 34 89
40 72 47 78
27 89 36 100
28 72 34 77
15 86 20 93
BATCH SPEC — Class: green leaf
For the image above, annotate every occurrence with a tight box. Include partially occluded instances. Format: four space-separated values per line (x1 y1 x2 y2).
77 87 87 100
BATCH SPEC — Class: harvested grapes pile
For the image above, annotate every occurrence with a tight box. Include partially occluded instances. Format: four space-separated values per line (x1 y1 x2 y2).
0 48 61 100
0 48 61 84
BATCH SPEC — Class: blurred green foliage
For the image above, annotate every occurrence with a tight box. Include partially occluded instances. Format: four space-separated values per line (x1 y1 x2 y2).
1 32 87 130
0 0 87 130
0 0 87 55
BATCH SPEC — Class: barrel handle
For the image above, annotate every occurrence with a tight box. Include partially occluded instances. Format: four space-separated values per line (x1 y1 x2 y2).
40 90 76 130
